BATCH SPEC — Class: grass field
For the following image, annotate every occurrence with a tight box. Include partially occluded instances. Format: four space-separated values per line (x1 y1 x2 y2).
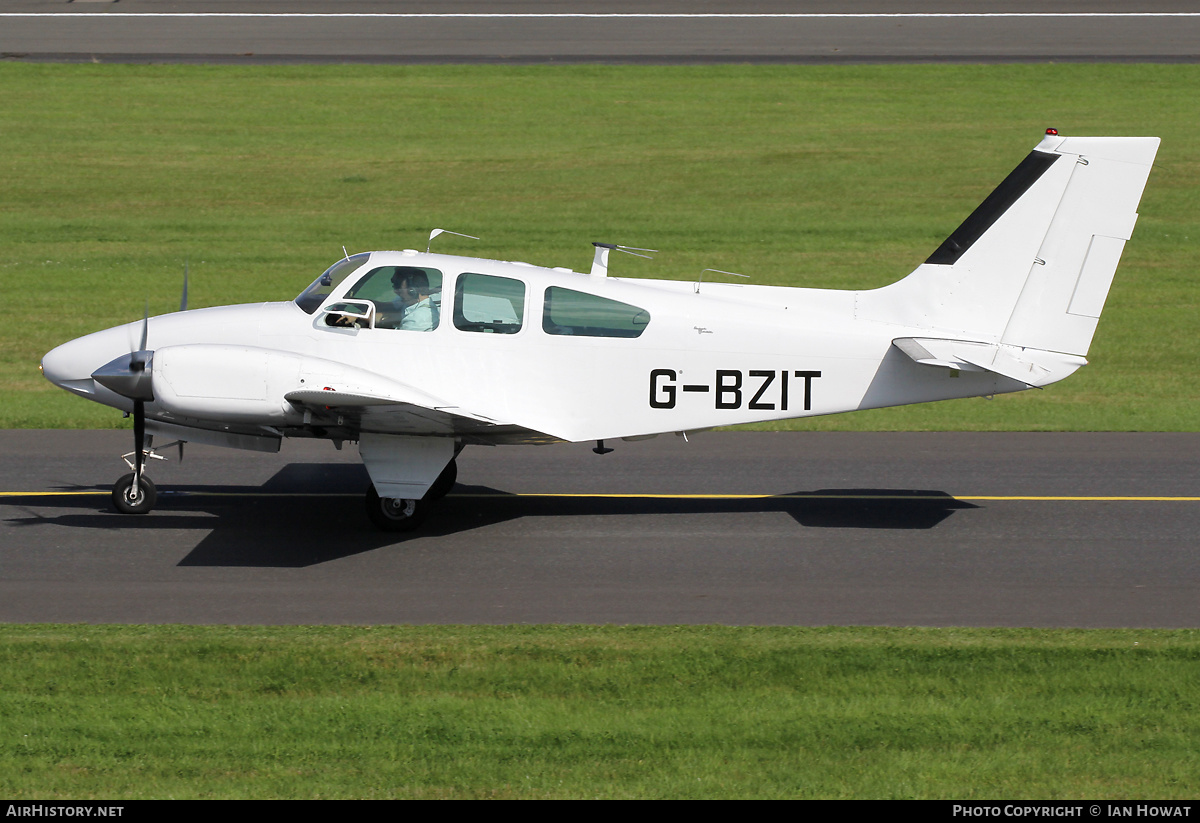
3 63 1197 430
2 625 1197 800
3 64 1197 800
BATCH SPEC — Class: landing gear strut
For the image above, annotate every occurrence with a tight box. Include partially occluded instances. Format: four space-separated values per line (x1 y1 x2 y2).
111 437 179 516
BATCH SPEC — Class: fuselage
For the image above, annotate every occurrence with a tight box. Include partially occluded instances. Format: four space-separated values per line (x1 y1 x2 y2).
42 249 1025 446
36 136 1159 530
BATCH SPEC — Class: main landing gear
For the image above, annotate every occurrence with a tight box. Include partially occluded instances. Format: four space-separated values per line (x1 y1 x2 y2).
365 458 458 532
108 437 459 533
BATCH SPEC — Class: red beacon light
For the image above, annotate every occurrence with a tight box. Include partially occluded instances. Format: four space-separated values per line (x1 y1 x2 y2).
1046 128 1059 136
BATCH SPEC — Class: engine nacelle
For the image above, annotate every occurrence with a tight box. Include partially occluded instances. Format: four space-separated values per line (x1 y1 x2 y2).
151 345 302 422
150 344 430 424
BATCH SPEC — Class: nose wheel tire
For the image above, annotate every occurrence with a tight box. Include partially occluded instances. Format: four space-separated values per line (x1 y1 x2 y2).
112 473 157 514
366 485 428 532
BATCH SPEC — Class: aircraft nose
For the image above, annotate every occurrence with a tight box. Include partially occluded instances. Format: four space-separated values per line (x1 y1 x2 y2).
42 336 103 396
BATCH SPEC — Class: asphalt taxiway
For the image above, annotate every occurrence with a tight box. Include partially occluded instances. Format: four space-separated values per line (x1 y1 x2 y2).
2 430 1197 627
2 0 1198 63
3 4 1195 627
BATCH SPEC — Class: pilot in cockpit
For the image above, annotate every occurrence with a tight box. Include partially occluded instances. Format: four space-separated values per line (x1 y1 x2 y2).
389 268 438 331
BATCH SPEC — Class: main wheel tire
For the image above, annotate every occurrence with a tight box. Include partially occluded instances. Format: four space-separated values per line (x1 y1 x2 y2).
425 459 458 502
112 473 157 514
366 485 428 532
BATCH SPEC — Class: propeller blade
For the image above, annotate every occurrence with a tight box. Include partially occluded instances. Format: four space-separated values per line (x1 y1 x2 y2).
180 260 189 312
138 301 149 353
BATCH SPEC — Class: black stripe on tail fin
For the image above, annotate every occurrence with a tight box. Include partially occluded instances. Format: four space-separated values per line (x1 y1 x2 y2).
925 151 1060 266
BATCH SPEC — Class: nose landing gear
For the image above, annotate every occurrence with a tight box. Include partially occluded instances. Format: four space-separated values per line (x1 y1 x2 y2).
112 472 157 514
110 438 180 515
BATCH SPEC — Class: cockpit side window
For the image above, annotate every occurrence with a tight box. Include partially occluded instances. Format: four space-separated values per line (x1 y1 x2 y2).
294 253 372 314
453 273 526 334
542 286 650 338
345 266 443 331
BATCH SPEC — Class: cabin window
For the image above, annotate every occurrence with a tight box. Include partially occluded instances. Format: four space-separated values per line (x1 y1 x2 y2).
294 253 371 314
453 273 526 334
344 266 443 331
542 286 650 338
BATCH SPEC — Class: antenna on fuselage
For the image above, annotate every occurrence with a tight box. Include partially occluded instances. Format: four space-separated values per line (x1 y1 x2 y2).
590 242 657 277
342 245 350 261
427 229 480 253
696 268 750 294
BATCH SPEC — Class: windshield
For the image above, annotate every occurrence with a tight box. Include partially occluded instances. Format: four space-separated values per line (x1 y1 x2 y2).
294 253 372 314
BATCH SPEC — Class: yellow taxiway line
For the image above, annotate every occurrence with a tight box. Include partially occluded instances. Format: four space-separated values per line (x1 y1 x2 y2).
2 491 1199 502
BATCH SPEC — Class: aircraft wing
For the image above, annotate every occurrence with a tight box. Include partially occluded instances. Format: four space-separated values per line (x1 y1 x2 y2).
283 388 558 444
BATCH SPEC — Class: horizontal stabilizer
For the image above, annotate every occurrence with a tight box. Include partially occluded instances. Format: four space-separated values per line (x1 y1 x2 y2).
893 337 1088 388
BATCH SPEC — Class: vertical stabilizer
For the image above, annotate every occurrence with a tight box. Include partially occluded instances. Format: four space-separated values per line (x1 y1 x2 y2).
855 133 1159 356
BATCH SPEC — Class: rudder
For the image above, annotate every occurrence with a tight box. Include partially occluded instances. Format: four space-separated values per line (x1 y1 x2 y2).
1000 135 1159 355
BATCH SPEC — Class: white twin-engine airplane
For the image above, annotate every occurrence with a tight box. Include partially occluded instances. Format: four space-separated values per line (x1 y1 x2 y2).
41 131 1159 530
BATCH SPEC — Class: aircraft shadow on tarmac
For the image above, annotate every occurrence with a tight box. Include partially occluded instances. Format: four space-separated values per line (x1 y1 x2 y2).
6 463 976 568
